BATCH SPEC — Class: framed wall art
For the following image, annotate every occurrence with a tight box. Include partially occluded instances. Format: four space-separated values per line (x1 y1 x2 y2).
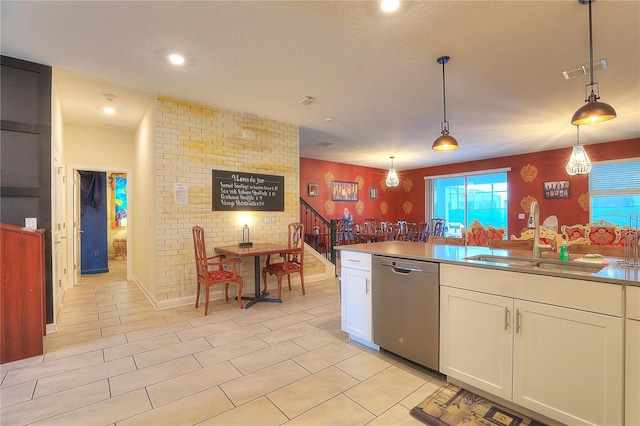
108 173 127 228
369 187 378 200
307 183 320 197
543 180 570 199
331 181 358 202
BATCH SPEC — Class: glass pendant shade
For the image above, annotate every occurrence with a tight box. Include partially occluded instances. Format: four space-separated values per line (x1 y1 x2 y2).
565 126 592 175
571 0 616 125
385 156 400 187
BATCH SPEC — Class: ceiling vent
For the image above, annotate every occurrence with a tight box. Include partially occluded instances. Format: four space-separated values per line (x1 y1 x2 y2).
317 141 334 147
299 96 316 105
562 59 607 80
102 122 126 131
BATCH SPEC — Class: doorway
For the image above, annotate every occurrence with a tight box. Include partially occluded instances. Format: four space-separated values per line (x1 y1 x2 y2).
71 167 130 286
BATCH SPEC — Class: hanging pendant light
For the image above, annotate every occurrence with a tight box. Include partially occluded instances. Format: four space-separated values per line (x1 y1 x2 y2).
566 125 592 175
432 55 459 151
385 156 400 187
571 0 616 125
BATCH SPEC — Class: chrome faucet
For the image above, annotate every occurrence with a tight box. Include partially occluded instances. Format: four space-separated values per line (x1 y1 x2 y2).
530 201 553 259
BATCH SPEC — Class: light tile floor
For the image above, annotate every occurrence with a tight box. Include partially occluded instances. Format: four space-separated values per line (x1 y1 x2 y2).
0 263 446 425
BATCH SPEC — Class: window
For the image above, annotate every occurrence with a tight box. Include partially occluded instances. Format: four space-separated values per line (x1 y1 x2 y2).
429 170 508 236
589 159 640 226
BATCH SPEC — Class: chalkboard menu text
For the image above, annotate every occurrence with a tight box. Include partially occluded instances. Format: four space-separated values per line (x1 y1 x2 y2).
212 170 285 211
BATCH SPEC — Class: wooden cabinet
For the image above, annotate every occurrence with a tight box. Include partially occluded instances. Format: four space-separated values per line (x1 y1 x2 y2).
340 250 377 348
1 223 46 364
440 264 623 426
627 286 640 426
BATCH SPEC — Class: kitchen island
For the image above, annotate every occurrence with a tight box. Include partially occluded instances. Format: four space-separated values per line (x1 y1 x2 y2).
337 241 639 426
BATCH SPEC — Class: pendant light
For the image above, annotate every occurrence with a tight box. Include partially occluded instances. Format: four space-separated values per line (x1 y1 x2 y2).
432 56 459 151
565 125 592 175
570 0 616 125
385 156 399 187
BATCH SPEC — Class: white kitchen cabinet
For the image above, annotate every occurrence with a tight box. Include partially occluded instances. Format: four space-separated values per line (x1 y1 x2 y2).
627 286 640 426
512 300 622 426
340 250 377 349
440 286 514 400
440 264 623 426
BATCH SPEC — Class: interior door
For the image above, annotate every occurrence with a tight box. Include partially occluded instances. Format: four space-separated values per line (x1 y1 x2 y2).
73 171 81 285
52 144 67 317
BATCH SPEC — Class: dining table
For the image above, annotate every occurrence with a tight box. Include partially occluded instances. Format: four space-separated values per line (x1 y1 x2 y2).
214 243 294 309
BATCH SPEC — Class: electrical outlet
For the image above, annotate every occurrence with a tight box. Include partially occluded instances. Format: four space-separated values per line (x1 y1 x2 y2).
264 216 274 224
25 217 37 229
518 213 525 219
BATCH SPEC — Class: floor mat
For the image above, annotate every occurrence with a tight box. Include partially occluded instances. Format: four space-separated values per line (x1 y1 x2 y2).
410 383 547 426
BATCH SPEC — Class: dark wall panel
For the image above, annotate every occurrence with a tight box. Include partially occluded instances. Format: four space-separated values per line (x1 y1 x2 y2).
0 64 40 124
0 130 41 187
0 55 53 323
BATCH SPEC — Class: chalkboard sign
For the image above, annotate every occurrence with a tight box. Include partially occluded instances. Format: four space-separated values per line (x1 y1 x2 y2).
212 170 285 211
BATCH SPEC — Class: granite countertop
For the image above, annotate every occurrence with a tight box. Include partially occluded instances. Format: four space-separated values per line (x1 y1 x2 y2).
336 241 640 286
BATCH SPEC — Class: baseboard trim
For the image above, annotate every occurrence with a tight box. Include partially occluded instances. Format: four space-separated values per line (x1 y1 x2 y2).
131 275 228 311
131 270 336 312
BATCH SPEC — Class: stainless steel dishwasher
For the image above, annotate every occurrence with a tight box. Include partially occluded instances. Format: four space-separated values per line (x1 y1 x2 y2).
372 255 440 371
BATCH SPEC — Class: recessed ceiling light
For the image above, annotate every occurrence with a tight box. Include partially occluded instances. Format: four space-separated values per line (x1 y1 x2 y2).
169 53 185 65
324 117 335 123
381 0 400 12
103 94 116 114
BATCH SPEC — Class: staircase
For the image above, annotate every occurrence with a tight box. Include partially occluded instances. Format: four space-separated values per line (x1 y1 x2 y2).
300 198 338 265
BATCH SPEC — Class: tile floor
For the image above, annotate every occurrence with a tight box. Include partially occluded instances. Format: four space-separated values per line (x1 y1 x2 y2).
0 261 445 425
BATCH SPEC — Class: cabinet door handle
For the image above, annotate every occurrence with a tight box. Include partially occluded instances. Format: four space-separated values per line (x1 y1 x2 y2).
365 278 369 294
504 307 510 331
515 309 522 334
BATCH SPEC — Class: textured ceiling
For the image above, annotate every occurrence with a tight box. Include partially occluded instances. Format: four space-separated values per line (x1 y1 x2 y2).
1 1 638 171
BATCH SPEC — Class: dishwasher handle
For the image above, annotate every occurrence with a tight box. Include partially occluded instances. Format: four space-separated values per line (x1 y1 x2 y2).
379 263 419 274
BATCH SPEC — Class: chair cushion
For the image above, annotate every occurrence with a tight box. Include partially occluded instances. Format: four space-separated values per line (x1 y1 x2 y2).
265 262 300 273
208 270 233 280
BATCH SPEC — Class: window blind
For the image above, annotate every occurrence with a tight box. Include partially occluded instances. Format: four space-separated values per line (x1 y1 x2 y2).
589 160 640 192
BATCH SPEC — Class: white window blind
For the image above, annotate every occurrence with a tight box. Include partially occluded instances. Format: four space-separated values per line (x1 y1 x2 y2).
589 160 640 193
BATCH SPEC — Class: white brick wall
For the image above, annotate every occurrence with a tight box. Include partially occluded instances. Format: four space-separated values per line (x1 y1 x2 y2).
154 96 301 302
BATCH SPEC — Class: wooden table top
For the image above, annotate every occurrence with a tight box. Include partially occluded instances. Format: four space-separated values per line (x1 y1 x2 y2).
215 243 295 257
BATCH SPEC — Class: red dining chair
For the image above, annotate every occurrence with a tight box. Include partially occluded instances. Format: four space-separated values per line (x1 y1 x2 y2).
262 222 305 299
192 226 244 314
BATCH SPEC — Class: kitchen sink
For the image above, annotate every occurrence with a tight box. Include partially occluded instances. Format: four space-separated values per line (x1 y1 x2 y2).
464 254 536 267
464 254 606 273
529 259 606 273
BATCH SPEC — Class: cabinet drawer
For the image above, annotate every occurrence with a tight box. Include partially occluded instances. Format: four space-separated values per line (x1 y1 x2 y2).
628 286 640 321
341 250 371 271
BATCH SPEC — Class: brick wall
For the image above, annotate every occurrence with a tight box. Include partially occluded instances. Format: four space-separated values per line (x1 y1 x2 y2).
154 96 303 304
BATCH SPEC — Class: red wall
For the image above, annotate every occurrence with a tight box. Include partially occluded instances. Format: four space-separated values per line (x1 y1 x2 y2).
300 138 639 234
299 158 400 221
